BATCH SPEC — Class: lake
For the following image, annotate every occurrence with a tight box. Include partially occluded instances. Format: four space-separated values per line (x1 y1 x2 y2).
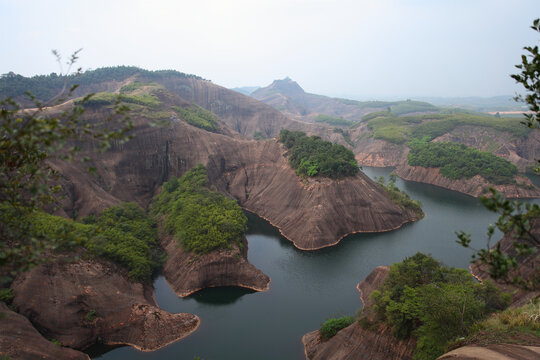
89 167 527 360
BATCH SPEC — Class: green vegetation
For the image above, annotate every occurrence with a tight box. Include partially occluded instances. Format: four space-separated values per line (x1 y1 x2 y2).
172 105 220 132
85 309 97 322
279 130 359 179
253 131 267 140
367 115 415 144
366 112 529 144
0 66 202 104
368 253 511 360
461 300 540 345
0 61 133 284
119 81 158 93
389 101 438 115
314 114 356 127
336 99 438 115
0 288 13 304
50 338 61 347
75 91 161 108
333 128 354 147
81 202 164 281
152 165 247 254
320 316 355 340
408 138 518 184
376 175 423 217
22 202 164 282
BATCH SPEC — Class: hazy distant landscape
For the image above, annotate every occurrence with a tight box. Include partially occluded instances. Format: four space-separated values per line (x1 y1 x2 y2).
1 1 539 360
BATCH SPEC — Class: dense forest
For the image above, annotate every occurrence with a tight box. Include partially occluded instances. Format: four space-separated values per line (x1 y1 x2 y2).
152 165 247 254
407 138 518 184
279 130 359 179
365 253 510 360
0 66 203 103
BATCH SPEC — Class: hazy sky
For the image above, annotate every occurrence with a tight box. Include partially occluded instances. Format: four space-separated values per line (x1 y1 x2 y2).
1 0 539 98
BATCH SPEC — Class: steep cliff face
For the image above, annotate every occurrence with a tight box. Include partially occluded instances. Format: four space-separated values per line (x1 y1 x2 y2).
395 164 540 198
10 256 200 351
50 98 419 250
206 140 420 250
302 266 416 360
0 303 90 360
162 236 270 297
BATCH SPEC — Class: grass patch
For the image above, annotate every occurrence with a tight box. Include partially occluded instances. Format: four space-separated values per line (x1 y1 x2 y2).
172 105 220 132
75 91 162 108
455 300 540 347
315 114 356 127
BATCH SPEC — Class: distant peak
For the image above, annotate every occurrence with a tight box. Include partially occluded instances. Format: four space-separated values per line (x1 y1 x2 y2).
267 77 305 95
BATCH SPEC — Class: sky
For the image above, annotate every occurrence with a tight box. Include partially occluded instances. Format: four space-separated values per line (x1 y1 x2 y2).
1 0 539 99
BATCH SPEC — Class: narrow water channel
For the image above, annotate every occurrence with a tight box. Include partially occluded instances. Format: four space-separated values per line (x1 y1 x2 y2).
90 167 528 360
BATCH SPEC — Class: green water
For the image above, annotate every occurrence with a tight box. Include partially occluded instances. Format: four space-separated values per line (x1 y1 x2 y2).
89 167 527 360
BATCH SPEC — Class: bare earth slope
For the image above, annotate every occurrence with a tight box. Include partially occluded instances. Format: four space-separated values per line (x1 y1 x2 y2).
10 256 200 351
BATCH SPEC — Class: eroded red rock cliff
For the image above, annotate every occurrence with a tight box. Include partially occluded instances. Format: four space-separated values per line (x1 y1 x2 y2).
10 255 199 351
162 236 270 297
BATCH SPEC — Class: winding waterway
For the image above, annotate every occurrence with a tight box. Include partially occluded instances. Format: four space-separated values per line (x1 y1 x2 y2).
89 167 532 360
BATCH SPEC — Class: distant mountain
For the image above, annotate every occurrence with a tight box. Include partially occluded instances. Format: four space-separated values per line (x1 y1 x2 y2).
230 86 260 96
414 95 527 113
251 78 439 123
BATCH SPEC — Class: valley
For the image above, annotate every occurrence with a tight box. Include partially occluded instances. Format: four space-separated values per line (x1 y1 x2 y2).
1 68 539 360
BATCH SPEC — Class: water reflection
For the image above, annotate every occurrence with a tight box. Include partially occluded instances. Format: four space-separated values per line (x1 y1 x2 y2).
187 287 255 305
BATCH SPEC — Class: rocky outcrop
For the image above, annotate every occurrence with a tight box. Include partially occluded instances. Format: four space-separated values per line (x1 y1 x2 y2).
438 344 540 360
302 322 416 360
10 256 200 351
395 164 540 198
302 266 416 360
0 302 89 360
206 140 421 250
470 220 540 307
50 94 420 250
357 266 390 310
162 236 270 297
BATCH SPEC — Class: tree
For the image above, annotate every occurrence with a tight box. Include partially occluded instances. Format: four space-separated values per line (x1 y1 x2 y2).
456 19 540 287
0 51 133 284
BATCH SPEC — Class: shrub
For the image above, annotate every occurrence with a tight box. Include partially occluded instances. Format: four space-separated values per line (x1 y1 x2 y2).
371 253 511 360
320 316 355 340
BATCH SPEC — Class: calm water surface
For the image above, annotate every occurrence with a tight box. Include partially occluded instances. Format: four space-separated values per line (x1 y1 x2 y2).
90 167 532 360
